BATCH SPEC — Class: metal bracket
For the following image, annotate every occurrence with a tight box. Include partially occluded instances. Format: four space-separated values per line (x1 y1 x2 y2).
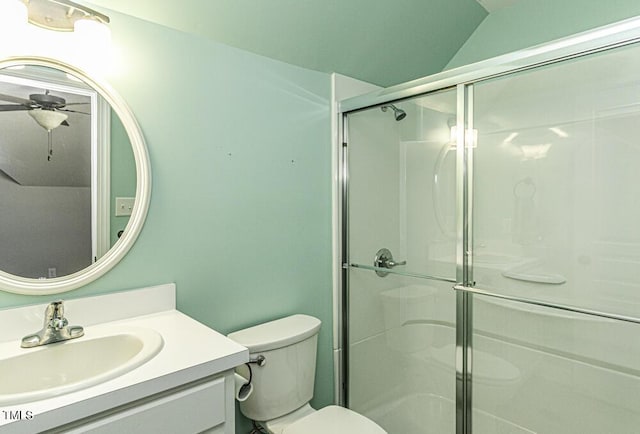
249 355 266 367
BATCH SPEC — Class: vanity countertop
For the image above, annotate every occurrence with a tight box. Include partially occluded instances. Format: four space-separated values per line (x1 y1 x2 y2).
0 283 248 433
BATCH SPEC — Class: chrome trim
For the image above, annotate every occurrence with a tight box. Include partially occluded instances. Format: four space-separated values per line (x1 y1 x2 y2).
456 290 472 434
455 83 473 434
248 355 266 367
453 285 640 325
340 17 640 114
348 263 456 283
466 85 475 286
21 300 84 348
340 113 350 407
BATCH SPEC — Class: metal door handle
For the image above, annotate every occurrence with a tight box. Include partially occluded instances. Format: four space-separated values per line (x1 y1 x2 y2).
373 248 406 277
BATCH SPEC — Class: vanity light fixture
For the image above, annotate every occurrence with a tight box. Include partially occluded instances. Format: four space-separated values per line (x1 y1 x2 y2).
20 0 110 33
1 1 113 74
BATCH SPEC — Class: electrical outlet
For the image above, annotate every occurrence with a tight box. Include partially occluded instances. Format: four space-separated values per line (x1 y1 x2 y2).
115 197 135 217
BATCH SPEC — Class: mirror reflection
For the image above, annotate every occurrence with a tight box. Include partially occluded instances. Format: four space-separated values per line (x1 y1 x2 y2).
0 65 136 279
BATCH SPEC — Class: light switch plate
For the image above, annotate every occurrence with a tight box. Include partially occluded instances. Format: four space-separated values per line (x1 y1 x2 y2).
115 197 135 217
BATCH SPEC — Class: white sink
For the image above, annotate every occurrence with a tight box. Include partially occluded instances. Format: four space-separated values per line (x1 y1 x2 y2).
0 325 163 405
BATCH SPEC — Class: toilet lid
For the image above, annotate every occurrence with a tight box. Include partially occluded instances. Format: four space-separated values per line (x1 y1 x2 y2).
282 405 387 434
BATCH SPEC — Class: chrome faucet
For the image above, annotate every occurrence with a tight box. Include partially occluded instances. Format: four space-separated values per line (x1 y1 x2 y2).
21 301 84 348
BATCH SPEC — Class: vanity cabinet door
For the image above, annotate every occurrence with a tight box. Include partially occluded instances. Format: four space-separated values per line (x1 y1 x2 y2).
61 376 228 434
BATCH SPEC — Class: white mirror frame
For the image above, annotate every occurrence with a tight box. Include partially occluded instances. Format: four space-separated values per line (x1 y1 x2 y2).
0 56 151 295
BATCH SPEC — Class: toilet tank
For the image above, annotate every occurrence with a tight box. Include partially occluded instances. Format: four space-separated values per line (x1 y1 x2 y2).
228 314 321 422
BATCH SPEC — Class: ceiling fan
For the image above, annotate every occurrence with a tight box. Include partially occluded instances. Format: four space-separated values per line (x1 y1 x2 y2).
0 90 90 161
0 90 90 127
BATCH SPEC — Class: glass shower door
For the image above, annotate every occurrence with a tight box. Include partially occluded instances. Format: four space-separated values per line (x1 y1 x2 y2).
344 88 459 433
470 41 640 433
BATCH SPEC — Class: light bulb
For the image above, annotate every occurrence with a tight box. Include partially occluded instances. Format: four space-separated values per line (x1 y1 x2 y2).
74 18 111 51
0 0 28 28
0 0 28 57
73 18 112 75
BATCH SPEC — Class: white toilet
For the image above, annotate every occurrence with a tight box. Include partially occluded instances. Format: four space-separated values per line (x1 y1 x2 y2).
228 314 387 434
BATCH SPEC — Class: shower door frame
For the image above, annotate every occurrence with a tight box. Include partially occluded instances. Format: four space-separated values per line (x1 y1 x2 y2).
337 16 640 434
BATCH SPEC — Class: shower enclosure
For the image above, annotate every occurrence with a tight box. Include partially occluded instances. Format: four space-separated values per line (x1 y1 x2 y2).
338 18 640 434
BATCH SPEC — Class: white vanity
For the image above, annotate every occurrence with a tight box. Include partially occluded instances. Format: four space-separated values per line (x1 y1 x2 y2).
0 284 248 434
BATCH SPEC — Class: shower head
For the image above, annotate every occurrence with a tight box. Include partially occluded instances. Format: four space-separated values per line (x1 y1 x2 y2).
381 104 407 121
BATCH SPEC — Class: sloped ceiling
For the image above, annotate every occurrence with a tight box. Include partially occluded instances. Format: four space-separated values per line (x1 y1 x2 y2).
475 0 518 13
85 0 488 87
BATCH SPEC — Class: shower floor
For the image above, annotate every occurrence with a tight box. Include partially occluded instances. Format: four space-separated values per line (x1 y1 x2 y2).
366 393 534 434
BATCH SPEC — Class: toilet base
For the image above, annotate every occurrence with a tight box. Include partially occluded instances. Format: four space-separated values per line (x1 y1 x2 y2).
263 404 316 434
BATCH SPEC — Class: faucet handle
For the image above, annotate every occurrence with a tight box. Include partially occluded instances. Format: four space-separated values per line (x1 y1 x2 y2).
49 317 69 330
44 300 67 329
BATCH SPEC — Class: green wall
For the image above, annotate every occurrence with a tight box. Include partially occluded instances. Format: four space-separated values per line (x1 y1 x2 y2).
110 111 136 246
446 0 640 69
0 9 333 433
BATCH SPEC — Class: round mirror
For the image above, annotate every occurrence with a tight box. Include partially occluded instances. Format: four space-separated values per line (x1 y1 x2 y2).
0 57 151 295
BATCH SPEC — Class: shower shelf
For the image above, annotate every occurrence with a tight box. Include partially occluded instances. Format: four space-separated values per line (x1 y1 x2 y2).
348 263 456 283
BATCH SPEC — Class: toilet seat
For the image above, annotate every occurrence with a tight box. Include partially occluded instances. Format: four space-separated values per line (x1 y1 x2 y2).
282 405 386 434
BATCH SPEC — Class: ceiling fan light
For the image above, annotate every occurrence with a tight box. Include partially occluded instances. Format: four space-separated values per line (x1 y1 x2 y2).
28 109 68 131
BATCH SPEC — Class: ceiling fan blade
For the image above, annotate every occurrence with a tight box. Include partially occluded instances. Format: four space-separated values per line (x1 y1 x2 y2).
0 93 33 106
58 108 90 115
65 102 90 106
0 104 29 112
